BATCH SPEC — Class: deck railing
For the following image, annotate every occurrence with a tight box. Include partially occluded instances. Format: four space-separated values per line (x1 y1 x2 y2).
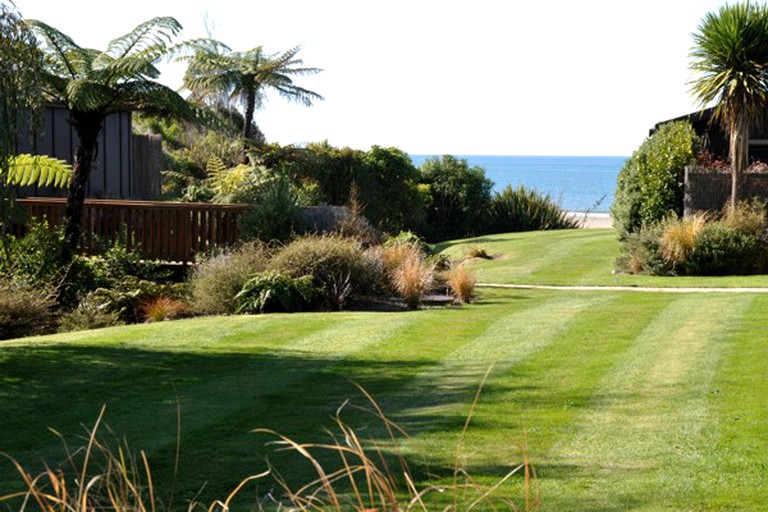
15 198 249 265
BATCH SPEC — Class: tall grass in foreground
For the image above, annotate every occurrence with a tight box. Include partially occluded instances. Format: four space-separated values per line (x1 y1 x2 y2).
0 375 537 511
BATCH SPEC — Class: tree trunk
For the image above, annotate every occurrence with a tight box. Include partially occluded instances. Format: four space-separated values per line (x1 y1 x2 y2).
729 116 749 209
61 110 103 263
238 85 260 164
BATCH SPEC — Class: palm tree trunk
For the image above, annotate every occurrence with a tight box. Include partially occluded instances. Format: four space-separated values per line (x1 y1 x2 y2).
730 116 750 209
61 110 103 262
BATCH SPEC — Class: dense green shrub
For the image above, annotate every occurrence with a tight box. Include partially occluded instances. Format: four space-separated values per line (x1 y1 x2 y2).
686 223 766 275
611 121 699 238
0 279 56 340
1 221 65 286
85 277 187 324
269 235 381 310
615 222 672 275
419 155 494 241
488 185 578 233
617 200 768 276
0 221 96 307
383 231 434 255
233 171 303 242
235 272 316 313
189 242 271 315
86 239 168 287
255 142 425 233
58 298 124 333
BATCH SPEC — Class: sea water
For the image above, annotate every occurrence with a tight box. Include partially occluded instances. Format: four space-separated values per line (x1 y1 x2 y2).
409 155 627 213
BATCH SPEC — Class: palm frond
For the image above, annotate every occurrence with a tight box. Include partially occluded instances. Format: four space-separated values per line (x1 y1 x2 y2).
688 2 768 126
5 154 72 188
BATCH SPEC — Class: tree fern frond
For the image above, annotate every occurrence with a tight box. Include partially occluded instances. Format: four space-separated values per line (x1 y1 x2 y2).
26 19 80 77
66 79 114 111
109 81 192 118
206 155 228 177
102 16 182 62
5 154 72 188
101 53 162 81
174 38 232 62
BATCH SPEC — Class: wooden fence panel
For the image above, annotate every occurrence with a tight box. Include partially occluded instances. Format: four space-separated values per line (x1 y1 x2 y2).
14 198 248 265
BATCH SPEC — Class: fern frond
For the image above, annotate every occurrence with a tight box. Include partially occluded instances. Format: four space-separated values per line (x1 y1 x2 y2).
206 156 228 178
102 17 182 62
5 154 72 188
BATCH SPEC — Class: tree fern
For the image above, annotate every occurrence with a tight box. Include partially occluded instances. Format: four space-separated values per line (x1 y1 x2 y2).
5 154 72 188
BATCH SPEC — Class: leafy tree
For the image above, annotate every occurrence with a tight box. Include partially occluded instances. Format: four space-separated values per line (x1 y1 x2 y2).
611 121 699 238
361 146 424 232
253 142 425 233
181 42 322 152
419 155 494 241
0 0 43 258
689 2 768 208
27 17 193 260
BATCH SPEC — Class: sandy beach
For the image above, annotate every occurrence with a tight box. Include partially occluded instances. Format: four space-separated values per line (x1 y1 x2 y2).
567 212 613 229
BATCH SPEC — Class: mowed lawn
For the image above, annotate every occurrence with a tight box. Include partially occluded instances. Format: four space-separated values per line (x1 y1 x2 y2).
1 229 768 510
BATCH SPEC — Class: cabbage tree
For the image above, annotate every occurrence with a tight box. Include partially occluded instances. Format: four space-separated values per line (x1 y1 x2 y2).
689 2 768 208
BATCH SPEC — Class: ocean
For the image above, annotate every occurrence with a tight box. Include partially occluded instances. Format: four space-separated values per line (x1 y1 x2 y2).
409 155 627 214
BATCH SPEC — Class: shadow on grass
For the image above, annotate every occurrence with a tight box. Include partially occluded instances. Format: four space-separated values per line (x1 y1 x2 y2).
0 343 532 506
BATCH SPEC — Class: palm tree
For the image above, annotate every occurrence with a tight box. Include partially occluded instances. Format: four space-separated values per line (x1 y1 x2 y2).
689 2 768 208
181 42 323 150
27 17 193 260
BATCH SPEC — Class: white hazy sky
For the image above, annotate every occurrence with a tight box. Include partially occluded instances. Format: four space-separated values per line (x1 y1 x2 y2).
14 0 727 156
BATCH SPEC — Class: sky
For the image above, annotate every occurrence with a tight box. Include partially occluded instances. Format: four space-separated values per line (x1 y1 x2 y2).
13 0 728 156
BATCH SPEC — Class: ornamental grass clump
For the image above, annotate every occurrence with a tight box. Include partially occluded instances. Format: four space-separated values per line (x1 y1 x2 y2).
467 246 491 259
390 250 434 310
658 212 708 269
139 296 191 322
721 198 768 236
448 264 477 304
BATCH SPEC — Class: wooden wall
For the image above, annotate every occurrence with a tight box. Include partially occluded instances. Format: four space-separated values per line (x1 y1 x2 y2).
16 105 161 200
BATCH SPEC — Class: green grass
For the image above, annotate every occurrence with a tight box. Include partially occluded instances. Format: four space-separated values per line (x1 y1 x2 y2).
439 228 768 287
2 229 768 509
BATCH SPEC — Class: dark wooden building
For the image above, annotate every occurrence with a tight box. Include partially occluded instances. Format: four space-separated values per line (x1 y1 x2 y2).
651 107 768 162
16 104 162 200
